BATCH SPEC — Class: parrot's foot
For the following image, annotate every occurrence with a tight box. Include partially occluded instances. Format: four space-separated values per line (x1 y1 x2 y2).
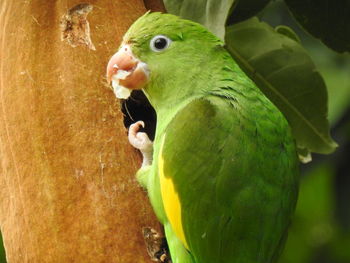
128 121 153 167
143 227 172 263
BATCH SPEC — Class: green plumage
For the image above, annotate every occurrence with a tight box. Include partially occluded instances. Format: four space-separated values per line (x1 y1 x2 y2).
125 12 299 263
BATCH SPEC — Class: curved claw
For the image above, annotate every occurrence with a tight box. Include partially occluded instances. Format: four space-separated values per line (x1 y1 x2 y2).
128 121 154 166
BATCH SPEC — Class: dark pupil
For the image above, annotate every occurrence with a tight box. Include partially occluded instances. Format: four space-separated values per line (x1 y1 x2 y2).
154 37 167 50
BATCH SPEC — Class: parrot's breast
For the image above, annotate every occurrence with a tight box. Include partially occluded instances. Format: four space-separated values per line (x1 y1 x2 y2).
158 135 189 250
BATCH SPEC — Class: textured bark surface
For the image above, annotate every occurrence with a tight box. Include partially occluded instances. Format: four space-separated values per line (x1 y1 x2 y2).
0 0 164 262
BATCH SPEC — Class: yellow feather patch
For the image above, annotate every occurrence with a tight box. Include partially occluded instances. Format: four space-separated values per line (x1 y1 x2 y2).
158 135 189 250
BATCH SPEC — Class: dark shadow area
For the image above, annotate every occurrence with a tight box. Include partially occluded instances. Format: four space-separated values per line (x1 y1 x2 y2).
121 90 157 141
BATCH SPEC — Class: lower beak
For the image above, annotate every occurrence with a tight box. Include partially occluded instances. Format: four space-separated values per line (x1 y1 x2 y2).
106 45 150 99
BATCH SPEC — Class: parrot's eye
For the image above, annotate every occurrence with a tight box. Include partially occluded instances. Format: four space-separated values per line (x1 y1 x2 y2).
150 35 172 52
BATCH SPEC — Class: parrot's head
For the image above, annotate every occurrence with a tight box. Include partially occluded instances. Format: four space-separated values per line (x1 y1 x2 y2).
106 12 223 108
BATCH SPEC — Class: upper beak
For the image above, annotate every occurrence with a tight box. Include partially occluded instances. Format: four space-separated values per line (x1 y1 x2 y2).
106 45 149 99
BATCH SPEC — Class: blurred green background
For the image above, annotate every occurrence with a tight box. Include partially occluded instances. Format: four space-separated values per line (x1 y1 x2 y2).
0 1 348 262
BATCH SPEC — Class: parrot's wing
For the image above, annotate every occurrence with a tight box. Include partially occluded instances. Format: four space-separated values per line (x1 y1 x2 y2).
159 96 298 263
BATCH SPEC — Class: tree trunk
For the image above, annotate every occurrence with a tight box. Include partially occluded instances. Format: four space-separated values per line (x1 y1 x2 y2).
0 1 164 262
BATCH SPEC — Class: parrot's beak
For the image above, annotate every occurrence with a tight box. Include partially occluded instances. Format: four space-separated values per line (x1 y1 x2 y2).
106 44 150 99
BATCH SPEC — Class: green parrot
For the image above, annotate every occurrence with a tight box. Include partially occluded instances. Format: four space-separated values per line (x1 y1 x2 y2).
107 12 299 263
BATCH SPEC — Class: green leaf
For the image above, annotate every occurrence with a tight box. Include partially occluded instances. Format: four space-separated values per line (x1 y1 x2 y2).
225 17 337 154
307 46 350 124
226 0 271 25
275 25 300 43
284 0 350 53
163 0 235 39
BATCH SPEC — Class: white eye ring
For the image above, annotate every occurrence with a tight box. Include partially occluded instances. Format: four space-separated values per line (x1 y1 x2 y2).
150 35 172 52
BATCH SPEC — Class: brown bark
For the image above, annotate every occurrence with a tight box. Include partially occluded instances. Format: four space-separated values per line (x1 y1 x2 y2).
0 1 164 262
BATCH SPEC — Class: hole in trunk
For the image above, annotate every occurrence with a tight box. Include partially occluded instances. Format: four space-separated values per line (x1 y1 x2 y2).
121 90 157 141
